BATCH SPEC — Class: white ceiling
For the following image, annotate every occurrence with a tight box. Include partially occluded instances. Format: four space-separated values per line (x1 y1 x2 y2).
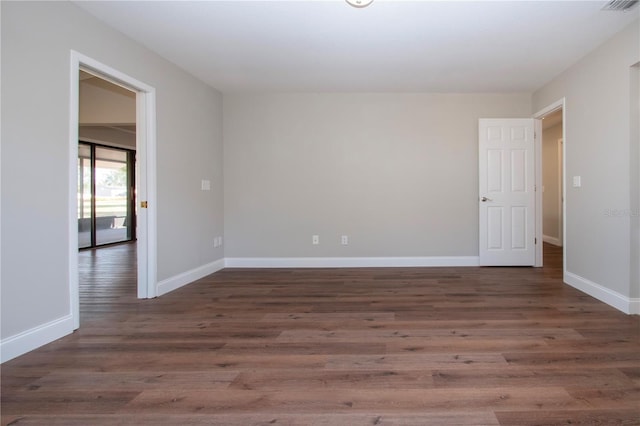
75 0 639 93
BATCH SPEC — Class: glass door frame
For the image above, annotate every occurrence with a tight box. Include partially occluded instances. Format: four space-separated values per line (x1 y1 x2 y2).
78 141 136 249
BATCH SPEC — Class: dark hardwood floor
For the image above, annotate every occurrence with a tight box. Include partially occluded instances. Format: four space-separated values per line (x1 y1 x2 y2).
2 243 639 425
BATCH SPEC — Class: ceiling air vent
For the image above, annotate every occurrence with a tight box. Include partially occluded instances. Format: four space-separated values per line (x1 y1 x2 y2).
602 0 639 11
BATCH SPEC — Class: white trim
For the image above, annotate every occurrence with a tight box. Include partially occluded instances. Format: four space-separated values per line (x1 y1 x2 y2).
136 87 158 299
156 259 226 296
543 235 562 246
565 271 639 315
534 99 565 119
225 256 480 268
146 90 158 298
0 315 74 363
69 56 81 329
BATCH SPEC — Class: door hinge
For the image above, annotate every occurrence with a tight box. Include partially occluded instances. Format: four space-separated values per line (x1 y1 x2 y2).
141 201 148 208
535 238 537 244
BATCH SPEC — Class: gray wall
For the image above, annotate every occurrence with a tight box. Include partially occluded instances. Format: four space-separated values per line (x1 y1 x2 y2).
533 20 639 301
1 2 224 343
79 77 136 148
224 93 531 258
79 126 136 149
79 77 136 125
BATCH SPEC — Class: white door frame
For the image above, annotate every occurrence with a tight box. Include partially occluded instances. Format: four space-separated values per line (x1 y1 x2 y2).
533 98 566 270
69 51 157 329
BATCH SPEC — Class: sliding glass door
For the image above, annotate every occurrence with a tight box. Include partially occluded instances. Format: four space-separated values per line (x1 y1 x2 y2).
78 144 93 248
78 142 135 249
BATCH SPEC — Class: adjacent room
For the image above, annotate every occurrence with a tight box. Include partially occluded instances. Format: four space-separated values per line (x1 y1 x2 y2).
1 0 639 424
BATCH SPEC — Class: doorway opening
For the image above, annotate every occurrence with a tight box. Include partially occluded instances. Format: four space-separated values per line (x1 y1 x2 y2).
534 99 566 272
69 51 157 330
78 70 137 249
541 109 564 248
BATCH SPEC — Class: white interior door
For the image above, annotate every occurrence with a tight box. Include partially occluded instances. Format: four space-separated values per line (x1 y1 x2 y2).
479 119 536 266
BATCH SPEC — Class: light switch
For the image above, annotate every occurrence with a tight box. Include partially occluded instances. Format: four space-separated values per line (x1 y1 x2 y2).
572 176 581 188
201 179 211 191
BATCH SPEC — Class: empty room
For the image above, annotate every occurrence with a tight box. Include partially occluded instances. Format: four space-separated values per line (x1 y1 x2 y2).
1 1 639 425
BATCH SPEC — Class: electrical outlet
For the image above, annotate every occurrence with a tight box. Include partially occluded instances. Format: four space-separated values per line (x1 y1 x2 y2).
341 235 348 245
312 235 319 245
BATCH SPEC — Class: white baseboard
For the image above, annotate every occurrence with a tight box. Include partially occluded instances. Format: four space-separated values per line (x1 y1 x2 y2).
156 258 225 296
543 235 562 246
564 271 638 315
225 256 480 268
1 314 74 363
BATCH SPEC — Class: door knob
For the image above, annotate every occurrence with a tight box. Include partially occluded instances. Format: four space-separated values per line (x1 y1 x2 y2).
481 197 492 202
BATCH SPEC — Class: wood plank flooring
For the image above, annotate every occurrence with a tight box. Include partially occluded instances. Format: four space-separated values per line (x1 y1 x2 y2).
2 243 639 425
